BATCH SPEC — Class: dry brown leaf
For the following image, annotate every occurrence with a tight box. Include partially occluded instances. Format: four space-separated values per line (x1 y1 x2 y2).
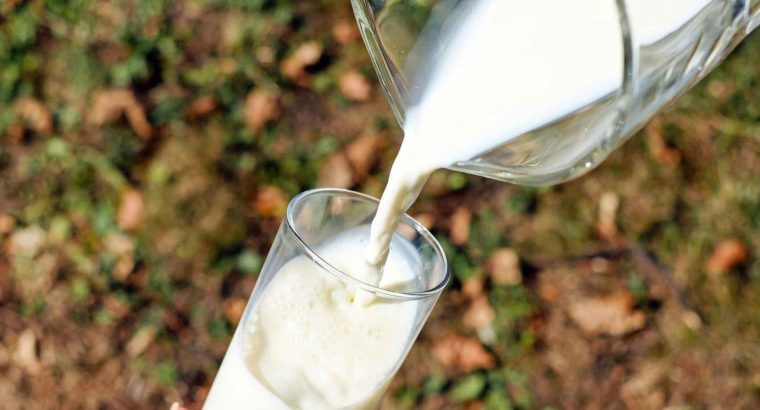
244 90 279 133
432 333 496 373
5 122 24 144
706 238 749 275
319 151 354 189
14 97 52 135
187 95 218 119
103 294 131 320
568 291 646 336
126 326 156 357
14 329 41 374
90 88 152 139
463 295 495 330
338 70 372 102
104 233 136 281
706 80 734 100
595 191 619 241
345 133 385 179
280 42 322 85
466 402 484 410
620 360 668 410
117 189 145 231
256 46 275 66
253 185 287 219
7 226 46 257
0 213 15 234
332 19 361 45
223 298 247 325
449 207 472 245
645 119 680 166
537 278 560 303
488 248 522 285
461 276 484 300
1 0 24 14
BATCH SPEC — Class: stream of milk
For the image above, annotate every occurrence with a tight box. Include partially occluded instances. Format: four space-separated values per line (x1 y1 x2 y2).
205 0 713 408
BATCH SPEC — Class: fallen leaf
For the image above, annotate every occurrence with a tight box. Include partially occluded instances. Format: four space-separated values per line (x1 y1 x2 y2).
244 90 279 133
117 189 145 230
433 333 496 373
466 402 484 410
186 95 218 119
488 248 522 285
706 238 749 275
595 191 619 241
14 329 41 374
0 213 15 234
126 326 156 357
280 42 322 85
90 88 152 139
5 122 24 144
223 298 247 325
14 97 52 135
461 276 484 300
568 291 646 336
463 295 495 330
170 402 190 410
645 119 680 166
1 0 24 14
449 207 472 245
706 80 734 100
620 360 668 410
104 232 136 281
7 226 46 257
338 70 372 102
253 185 287 219
537 279 560 303
256 46 275 66
345 133 385 179
103 295 131 320
318 151 354 189
332 19 361 45
162 309 186 333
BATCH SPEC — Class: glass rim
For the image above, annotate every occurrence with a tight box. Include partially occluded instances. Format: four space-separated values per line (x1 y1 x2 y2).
285 188 450 301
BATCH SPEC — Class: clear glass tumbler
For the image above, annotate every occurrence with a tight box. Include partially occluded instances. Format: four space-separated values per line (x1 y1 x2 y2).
203 188 449 410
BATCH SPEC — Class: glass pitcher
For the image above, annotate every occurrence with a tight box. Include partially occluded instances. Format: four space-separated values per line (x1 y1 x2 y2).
352 0 760 186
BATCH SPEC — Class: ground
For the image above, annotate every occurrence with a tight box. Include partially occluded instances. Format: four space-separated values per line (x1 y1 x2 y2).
0 1 759 409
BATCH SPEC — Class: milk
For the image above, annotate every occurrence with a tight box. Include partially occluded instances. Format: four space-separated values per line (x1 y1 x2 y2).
207 1 715 407
365 0 711 270
204 226 422 410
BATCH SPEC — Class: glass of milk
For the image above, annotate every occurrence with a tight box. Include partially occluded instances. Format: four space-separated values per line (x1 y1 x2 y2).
352 0 760 186
204 188 449 410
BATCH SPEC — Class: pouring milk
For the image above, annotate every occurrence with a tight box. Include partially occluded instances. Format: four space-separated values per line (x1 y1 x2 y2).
205 0 714 408
365 0 711 280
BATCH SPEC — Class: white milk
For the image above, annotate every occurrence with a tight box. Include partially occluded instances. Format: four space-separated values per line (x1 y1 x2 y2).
204 227 422 410
365 0 711 271
206 2 714 407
